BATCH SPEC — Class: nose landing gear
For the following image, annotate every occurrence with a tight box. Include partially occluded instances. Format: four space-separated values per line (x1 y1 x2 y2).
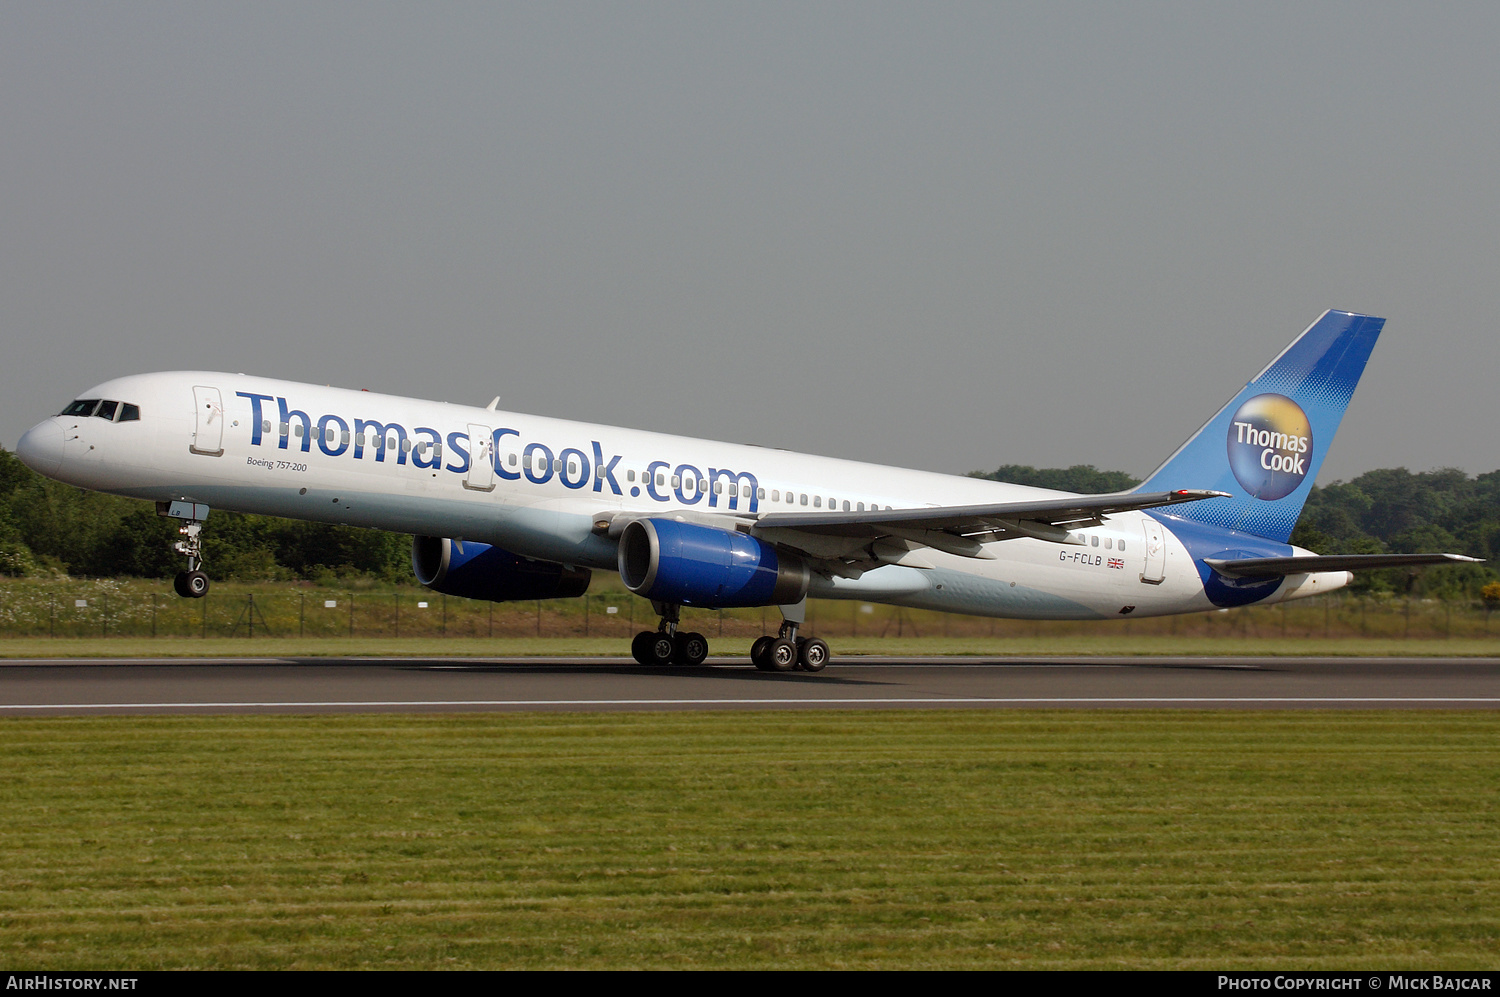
158 501 211 599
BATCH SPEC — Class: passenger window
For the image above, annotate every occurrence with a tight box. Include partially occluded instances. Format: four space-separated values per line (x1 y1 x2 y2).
119 403 140 422
757 487 765 500
256 417 268 432
294 424 304 437
814 496 822 508
1118 541 1125 552
771 490 779 501
800 494 808 506
744 485 753 498
507 452 515 465
714 482 723 493
1105 537 1112 549
404 439 413 453
671 475 681 488
568 460 578 475
95 401 119 420
857 502 865 512
627 470 635 481
657 473 665 486
1091 536 1099 547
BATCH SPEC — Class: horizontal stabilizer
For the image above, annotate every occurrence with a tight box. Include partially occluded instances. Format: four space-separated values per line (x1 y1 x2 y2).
1204 552 1482 578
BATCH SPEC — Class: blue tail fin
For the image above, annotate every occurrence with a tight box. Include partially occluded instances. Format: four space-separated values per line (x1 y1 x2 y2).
1136 309 1384 543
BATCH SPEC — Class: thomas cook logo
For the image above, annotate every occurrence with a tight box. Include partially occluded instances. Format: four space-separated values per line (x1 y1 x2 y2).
1226 394 1312 501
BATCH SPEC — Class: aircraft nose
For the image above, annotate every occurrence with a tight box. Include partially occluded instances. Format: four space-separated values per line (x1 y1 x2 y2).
14 419 64 476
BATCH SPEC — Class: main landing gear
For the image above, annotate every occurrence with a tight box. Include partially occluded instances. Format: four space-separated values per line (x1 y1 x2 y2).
158 501 211 599
630 601 709 666
749 625 828 673
749 597 827 672
630 599 830 673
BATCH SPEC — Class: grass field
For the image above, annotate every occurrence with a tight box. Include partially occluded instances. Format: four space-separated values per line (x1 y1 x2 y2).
4 578 1498 646
1 711 1495 969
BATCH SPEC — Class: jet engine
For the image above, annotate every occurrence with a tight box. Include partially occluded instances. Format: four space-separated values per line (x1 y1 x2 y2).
616 518 808 608
411 536 591 602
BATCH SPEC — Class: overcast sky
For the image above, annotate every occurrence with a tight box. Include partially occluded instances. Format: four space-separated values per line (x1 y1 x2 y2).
3 3 1496 484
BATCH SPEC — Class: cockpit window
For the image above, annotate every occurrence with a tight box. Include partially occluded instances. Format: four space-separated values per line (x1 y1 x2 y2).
119 403 140 422
61 399 100 417
95 400 119 420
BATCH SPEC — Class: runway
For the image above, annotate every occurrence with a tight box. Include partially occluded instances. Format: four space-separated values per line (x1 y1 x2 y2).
1 655 1498 714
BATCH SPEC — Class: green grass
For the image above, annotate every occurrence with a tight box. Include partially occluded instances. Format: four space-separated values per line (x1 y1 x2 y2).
0 711 1496 969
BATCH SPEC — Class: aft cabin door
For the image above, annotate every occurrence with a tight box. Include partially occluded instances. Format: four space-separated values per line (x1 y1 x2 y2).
190 386 225 457
1141 518 1166 584
464 423 495 492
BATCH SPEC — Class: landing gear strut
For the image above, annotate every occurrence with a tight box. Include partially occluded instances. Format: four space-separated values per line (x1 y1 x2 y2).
158 501 211 599
630 601 709 667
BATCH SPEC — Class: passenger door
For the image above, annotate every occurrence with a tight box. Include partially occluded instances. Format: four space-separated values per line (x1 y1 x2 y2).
190 386 225 457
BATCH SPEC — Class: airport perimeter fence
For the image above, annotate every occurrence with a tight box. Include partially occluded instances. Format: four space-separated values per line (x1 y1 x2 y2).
0 579 1498 642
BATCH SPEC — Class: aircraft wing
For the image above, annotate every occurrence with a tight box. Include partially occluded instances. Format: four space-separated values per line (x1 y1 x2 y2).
1204 552 1482 578
752 488 1228 560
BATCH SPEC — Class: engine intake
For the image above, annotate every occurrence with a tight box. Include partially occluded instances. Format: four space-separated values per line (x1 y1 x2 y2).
412 536 591 603
617 518 808 608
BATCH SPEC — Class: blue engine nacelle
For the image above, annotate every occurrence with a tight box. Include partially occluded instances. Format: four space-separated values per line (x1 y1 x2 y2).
411 536 591 602
617 518 809 608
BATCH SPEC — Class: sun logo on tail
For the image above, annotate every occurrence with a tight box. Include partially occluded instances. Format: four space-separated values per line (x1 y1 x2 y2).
1226 393 1312 501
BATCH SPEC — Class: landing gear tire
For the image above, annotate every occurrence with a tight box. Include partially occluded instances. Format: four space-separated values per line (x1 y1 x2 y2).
750 635 775 670
647 632 676 666
674 631 709 667
798 637 829 672
631 630 656 666
767 638 798 672
174 570 209 599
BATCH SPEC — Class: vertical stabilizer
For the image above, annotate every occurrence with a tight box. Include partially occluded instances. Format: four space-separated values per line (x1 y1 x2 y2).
1136 310 1384 543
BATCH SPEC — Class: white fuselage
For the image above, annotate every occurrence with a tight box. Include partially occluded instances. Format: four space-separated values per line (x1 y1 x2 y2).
17 371 1348 620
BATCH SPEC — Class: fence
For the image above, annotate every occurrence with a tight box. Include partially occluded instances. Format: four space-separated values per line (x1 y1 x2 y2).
1 580 1497 642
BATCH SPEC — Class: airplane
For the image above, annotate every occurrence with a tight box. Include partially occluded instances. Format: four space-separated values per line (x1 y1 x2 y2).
11 309 1477 671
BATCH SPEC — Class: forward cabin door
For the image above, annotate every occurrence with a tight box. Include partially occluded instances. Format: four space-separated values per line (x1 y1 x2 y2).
190 385 225 457
464 423 495 491
1140 517 1166 584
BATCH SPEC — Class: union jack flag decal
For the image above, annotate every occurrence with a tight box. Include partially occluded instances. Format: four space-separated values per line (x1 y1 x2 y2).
1107 558 1125 569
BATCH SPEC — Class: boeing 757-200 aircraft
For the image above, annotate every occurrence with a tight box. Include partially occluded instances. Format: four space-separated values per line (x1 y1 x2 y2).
13 310 1476 671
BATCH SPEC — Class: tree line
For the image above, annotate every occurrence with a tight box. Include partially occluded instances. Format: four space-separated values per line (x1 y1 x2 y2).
3 447 1497 597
